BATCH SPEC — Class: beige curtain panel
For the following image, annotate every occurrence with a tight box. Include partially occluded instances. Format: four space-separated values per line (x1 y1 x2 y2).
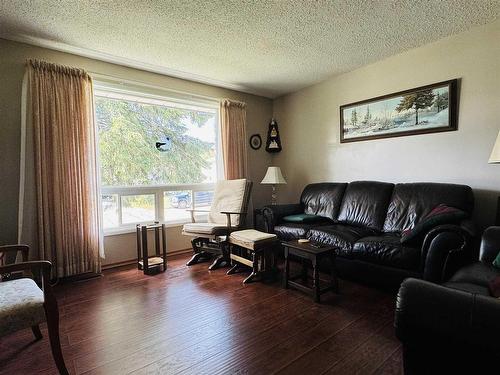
220 99 248 180
19 59 102 277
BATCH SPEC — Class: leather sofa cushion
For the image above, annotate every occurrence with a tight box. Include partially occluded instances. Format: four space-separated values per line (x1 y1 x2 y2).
447 262 500 287
383 183 474 233
308 224 375 257
274 222 329 241
300 183 348 220
352 234 421 271
337 181 394 231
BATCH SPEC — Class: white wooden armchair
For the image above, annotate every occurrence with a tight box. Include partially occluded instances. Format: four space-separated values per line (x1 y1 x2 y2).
182 179 253 269
0 245 68 375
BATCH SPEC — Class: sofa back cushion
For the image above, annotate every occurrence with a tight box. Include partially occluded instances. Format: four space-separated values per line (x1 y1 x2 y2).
337 181 395 231
300 183 348 221
383 183 474 233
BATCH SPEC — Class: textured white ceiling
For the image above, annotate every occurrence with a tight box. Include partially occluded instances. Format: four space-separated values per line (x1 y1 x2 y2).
1 0 499 98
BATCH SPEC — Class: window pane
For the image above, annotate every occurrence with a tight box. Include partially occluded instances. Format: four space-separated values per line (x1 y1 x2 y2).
121 195 155 224
194 191 214 211
164 191 192 222
96 95 218 187
102 194 119 229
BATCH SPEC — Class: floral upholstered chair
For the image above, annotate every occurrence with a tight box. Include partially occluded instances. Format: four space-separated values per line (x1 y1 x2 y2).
0 245 68 375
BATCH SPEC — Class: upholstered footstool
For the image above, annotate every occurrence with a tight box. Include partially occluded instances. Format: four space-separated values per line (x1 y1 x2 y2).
227 229 279 284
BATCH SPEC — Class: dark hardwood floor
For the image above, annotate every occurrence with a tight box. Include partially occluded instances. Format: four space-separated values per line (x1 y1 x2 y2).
0 254 403 375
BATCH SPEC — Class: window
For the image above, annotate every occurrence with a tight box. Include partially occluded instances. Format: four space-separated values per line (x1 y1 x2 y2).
95 83 220 233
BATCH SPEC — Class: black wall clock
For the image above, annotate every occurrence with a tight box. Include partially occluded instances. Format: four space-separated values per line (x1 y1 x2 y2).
249 134 262 150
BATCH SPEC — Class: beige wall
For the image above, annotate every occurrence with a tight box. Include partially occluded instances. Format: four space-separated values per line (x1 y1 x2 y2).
0 39 273 265
273 20 500 230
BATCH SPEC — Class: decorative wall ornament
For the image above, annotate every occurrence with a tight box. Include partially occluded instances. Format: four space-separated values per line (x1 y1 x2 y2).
265 119 282 153
340 79 458 143
249 134 262 150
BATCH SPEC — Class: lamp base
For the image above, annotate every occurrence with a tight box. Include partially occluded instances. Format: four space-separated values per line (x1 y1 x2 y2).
271 184 278 205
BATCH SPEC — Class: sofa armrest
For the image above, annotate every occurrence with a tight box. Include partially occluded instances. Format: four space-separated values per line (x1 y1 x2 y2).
261 204 303 233
421 221 475 283
480 226 500 263
395 278 500 353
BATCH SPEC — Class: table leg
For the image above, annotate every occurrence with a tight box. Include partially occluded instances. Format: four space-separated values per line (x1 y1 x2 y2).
330 253 339 293
136 226 141 270
161 224 167 271
312 257 320 303
283 247 289 289
141 226 149 275
301 258 308 283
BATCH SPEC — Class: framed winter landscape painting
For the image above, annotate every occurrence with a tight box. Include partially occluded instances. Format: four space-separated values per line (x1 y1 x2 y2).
340 79 457 143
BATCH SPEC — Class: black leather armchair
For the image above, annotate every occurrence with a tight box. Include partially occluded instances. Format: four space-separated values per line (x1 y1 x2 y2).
395 226 500 374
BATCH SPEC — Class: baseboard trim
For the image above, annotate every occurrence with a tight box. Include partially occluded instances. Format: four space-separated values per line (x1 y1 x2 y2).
102 248 192 270
57 272 103 284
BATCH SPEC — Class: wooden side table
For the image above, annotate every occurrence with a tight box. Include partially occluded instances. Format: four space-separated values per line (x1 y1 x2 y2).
136 223 167 275
282 240 339 303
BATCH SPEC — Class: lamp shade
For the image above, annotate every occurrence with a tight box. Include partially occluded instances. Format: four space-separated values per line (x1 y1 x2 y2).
261 166 287 184
489 131 500 163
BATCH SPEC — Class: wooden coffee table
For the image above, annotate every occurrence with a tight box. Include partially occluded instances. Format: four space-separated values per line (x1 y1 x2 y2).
282 240 339 303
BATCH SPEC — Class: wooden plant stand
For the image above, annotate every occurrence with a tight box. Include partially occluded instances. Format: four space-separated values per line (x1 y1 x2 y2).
136 223 167 275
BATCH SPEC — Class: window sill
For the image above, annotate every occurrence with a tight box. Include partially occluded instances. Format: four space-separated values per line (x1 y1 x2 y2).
103 216 208 237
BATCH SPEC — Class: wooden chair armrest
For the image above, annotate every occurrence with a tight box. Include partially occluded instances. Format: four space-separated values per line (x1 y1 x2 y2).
0 244 29 262
220 211 247 215
0 261 52 291
222 212 247 234
0 260 51 276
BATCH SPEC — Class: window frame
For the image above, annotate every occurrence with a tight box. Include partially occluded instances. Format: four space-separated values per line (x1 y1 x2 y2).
93 79 222 235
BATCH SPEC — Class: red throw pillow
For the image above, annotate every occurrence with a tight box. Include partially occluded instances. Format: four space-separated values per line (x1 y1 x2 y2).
401 204 467 244
489 276 500 298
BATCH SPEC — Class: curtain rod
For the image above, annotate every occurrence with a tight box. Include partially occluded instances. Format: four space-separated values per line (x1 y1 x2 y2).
88 71 221 103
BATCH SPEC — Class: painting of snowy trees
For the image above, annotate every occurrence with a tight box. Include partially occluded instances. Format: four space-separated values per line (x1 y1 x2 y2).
340 79 457 142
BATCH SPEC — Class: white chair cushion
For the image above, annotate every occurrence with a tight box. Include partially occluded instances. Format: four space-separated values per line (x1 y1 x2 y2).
208 179 247 226
183 222 231 235
230 229 277 243
0 278 46 337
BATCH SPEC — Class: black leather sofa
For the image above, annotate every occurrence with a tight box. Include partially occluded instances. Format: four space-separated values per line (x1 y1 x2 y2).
262 181 475 287
395 226 500 374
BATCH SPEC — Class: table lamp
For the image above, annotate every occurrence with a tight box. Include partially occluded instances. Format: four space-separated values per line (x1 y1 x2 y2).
261 166 287 205
489 131 500 225
489 131 500 163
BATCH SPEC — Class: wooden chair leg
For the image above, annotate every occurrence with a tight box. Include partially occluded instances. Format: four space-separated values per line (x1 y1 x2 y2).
227 264 240 275
44 302 69 375
209 255 227 270
186 252 210 266
243 252 259 284
32 324 43 340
